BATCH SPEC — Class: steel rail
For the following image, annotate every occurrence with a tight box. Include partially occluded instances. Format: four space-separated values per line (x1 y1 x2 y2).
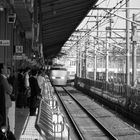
63 87 119 140
54 86 85 140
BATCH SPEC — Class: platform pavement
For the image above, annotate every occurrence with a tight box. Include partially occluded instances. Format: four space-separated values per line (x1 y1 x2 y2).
14 107 70 140
13 106 43 140
14 107 29 140
19 116 43 140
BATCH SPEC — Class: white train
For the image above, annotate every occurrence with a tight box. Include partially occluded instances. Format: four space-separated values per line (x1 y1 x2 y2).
50 65 68 86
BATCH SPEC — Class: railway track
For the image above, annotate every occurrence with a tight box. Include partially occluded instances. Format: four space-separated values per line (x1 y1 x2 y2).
54 86 140 140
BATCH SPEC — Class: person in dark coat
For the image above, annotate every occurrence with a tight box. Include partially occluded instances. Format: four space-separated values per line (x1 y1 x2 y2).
0 82 6 128
16 69 26 108
29 69 41 116
0 63 13 129
7 67 16 101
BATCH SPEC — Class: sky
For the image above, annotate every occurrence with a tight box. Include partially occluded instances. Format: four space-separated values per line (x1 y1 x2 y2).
77 0 140 30
62 0 140 53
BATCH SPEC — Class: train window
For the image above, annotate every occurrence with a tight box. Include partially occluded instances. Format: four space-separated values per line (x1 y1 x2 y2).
70 61 76 66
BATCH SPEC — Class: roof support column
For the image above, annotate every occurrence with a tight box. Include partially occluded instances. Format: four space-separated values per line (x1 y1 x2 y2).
32 0 39 58
38 0 44 65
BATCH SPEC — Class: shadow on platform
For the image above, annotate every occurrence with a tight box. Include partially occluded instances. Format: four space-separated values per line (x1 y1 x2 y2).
14 108 29 140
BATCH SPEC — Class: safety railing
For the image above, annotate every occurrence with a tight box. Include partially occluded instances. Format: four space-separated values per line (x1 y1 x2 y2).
35 76 70 140
75 77 140 111
35 99 53 140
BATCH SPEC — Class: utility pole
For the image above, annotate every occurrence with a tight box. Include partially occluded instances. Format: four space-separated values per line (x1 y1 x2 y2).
83 26 89 79
84 35 87 78
105 28 109 82
76 36 79 77
32 0 39 59
94 13 98 81
76 42 78 77
79 34 82 78
126 0 130 85
105 10 112 82
94 39 97 81
132 14 137 86
78 43 81 78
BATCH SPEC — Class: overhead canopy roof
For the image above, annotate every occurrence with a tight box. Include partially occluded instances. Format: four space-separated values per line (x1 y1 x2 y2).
7 0 98 58
41 0 98 58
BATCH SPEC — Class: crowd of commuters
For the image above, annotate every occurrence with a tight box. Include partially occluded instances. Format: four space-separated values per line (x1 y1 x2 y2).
0 63 46 139
0 63 16 139
16 67 45 115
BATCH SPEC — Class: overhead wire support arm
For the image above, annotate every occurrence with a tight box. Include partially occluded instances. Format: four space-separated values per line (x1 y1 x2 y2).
103 9 140 26
66 1 132 54
93 36 124 50
93 7 140 10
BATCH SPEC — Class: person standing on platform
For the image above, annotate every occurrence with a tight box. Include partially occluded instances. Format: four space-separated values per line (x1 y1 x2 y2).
0 77 6 129
24 67 30 89
16 69 25 108
7 67 16 101
37 69 45 90
29 69 41 116
0 63 13 129
24 67 31 107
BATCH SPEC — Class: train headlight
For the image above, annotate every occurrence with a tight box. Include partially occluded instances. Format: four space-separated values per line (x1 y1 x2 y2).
60 77 65 79
52 76 56 79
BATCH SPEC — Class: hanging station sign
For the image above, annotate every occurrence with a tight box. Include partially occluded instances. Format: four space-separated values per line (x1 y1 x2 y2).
16 45 23 53
0 40 10 46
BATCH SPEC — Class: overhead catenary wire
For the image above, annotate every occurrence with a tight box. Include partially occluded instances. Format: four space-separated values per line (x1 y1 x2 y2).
65 0 128 54
103 9 140 26
65 0 139 62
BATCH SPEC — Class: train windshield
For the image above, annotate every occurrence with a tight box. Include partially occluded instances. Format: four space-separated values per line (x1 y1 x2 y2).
50 67 67 71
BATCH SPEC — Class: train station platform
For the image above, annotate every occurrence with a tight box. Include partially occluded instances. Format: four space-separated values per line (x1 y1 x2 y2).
13 77 70 140
14 107 29 140
14 107 43 140
14 104 70 140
